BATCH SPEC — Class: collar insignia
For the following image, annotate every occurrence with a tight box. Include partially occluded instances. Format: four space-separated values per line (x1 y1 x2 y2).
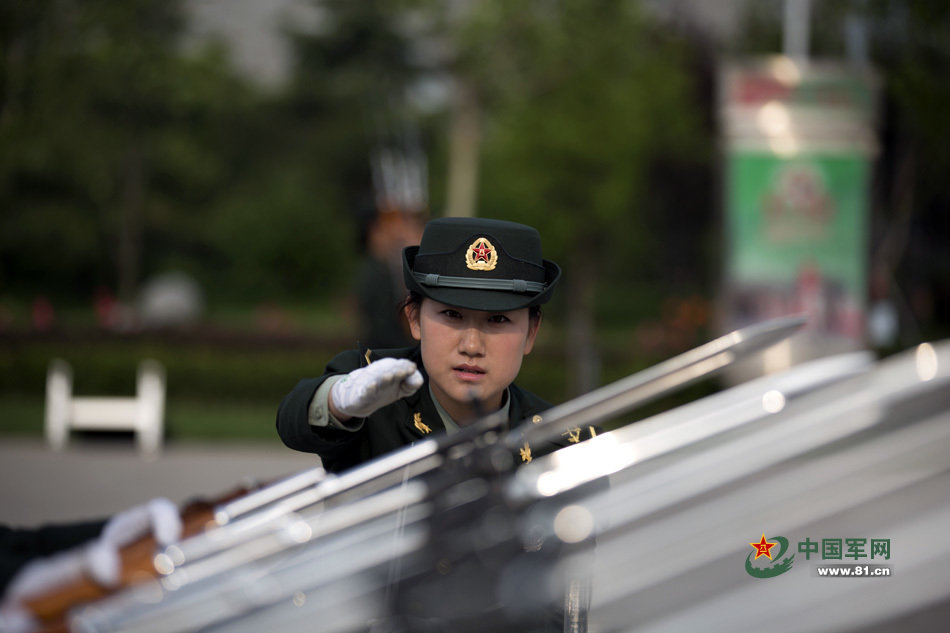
520 441 532 463
466 237 498 271
413 412 431 435
563 427 582 444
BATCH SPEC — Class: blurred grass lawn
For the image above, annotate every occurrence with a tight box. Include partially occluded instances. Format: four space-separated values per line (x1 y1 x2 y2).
0 394 280 441
0 291 715 441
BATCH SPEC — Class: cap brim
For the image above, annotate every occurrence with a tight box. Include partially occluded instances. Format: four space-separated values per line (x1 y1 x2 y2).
403 246 560 311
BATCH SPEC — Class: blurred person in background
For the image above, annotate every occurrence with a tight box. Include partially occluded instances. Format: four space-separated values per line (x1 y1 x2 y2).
354 205 425 349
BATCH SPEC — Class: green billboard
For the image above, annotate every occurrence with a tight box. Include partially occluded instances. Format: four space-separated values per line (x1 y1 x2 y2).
720 57 878 374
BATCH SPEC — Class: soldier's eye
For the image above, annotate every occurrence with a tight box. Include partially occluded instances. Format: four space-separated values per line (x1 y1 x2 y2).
488 314 510 324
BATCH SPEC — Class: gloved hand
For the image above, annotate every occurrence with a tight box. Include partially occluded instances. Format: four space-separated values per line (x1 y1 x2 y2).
330 358 424 419
84 496 181 587
0 497 183 632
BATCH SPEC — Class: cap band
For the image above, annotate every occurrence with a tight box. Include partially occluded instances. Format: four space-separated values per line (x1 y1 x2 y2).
415 272 546 294
413 250 546 282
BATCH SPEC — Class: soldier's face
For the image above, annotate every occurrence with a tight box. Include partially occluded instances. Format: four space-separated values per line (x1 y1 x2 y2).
406 298 540 424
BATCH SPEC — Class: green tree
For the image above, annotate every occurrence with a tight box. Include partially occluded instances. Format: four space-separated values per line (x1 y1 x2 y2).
267 0 446 312
0 0 357 312
0 0 187 302
451 0 706 393
282 0 426 214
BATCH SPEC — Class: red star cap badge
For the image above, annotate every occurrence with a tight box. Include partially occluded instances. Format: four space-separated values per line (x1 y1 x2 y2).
471 239 491 262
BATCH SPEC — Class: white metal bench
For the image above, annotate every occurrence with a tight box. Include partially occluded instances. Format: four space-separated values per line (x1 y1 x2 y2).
45 359 166 455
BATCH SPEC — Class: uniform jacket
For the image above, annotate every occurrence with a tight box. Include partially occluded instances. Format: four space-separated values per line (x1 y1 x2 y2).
275 345 593 473
275 345 601 631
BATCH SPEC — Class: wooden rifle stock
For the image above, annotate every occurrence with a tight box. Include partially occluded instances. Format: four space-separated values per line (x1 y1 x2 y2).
23 486 251 627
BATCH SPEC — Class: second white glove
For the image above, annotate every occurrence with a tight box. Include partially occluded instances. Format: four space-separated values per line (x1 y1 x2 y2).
85 497 182 587
330 358 424 419
0 497 183 621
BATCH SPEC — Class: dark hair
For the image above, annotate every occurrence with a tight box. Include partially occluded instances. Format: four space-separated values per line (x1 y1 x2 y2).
401 291 542 321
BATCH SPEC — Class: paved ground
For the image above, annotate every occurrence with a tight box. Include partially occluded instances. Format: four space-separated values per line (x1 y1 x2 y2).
0 437 319 527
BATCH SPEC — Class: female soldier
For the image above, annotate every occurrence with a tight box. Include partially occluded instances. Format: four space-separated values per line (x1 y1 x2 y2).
275 217 592 472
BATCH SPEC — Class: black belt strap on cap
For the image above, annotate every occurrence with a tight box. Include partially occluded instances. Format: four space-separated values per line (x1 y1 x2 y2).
414 272 546 293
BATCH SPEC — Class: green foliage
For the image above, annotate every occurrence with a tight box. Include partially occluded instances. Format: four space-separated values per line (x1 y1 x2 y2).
0 0 364 306
456 1 708 304
1 1 183 291
0 338 338 400
2 0 944 432
1 0 715 328
205 164 356 301
0 393 289 441
0 333 345 439
0 329 716 439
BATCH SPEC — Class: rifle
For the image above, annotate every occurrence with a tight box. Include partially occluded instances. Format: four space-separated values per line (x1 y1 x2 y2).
23 316 805 630
21 468 327 627
158 315 807 574
70 339 950 633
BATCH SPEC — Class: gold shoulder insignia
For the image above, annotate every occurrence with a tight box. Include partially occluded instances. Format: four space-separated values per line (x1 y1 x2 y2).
589 425 597 438
520 441 532 463
364 349 373 365
563 427 582 443
413 412 431 435
531 415 543 424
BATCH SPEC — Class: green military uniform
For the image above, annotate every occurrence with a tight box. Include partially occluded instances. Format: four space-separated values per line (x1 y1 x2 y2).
276 217 598 473
276 217 597 631
275 344 588 473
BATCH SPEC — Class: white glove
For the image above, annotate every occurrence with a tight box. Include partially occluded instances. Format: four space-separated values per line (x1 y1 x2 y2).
85 496 182 587
330 358 424 419
1 498 183 611
0 605 36 633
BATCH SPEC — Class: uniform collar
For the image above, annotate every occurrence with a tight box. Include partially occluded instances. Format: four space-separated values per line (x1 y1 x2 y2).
428 384 511 435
